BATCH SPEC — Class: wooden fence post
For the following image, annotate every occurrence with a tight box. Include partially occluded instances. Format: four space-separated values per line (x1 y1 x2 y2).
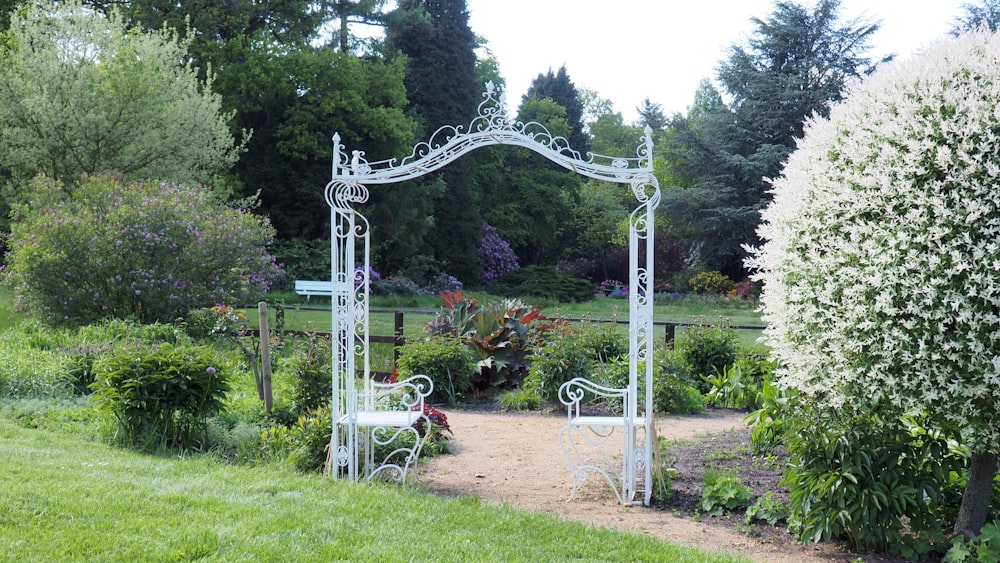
664 322 676 346
258 302 273 415
393 311 404 375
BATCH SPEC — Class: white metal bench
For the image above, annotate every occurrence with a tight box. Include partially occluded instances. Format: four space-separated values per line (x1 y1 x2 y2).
558 377 651 505
336 374 434 482
294 280 333 301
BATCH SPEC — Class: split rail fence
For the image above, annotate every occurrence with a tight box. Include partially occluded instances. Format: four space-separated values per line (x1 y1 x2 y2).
245 306 765 380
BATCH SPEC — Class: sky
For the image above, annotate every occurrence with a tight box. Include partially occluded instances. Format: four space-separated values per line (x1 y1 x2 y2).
465 0 971 123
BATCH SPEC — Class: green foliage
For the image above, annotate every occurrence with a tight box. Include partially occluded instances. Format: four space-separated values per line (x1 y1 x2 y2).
269 238 331 284
946 521 1000 563
700 468 754 516
396 336 476 406
285 336 331 414
783 402 961 557
524 323 598 404
703 356 774 410
676 319 738 392
496 387 541 411
385 0 482 283
662 0 882 277
64 319 181 394
90 342 231 450
0 0 243 193
745 379 797 454
688 271 735 295
0 323 73 399
522 65 590 155
259 406 332 472
491 266 595 303
745 492 790 526
599 346 705 415
5 174 281 326
426 293 544 392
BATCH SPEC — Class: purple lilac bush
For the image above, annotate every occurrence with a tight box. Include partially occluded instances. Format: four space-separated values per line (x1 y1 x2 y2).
5 174 282 325
477 223 519 285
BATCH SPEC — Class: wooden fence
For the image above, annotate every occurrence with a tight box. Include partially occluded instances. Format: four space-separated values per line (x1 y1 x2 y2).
247 307 765 378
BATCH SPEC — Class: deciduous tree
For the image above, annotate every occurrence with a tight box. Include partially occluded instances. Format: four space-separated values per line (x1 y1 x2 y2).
0 0 244 192
749 28 1000 540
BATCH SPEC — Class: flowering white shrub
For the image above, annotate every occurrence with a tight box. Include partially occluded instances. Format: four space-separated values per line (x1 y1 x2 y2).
748 30 1000 452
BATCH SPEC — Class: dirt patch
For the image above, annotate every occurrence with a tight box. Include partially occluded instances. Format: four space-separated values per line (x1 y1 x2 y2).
415 405 907 563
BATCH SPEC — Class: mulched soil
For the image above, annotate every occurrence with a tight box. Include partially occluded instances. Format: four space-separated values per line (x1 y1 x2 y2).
653 418 795 544
652 408 910 563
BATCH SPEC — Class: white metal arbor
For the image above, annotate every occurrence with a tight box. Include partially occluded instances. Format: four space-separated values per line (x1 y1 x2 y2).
327 83 660 503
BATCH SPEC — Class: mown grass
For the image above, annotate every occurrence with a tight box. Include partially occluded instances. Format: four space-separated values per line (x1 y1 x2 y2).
0 415 748 563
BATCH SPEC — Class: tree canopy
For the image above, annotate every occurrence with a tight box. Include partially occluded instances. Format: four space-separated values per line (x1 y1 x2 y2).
0 0 243 191
662 0 884 278
385 0 483 284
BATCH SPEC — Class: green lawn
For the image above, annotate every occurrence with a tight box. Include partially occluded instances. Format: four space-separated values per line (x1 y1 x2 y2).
0 415 747 563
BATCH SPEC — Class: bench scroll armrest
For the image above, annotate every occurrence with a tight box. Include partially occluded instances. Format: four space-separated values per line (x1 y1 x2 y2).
558 377 627 421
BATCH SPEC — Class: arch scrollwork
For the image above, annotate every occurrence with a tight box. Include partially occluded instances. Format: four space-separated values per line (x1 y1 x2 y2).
328 84 661 504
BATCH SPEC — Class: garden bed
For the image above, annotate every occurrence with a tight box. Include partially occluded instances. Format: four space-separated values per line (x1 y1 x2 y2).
417 404 909 563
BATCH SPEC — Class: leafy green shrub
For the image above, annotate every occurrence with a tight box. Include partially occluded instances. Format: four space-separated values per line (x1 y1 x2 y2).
396 336 476 406
745 492 790 526
745 379 796 454
90 342 230 450
4 174 282 326
783 401 961 557
491 265 594 303
579 320 629 363
525 324 597 404
946 520 1000 563
676 319 738 392
65 319 182 393
700 467 753 516
269 237 330 284
688 271 735 295
523 320 626 405
599 347 704 415
259 406 332 472
285 336 331 413
703 361 767 410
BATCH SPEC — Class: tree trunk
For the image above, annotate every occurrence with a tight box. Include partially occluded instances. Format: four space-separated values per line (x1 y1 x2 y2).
954 451 998 540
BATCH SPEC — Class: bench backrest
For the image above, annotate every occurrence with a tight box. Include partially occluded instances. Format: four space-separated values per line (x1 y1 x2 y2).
294 280 333 295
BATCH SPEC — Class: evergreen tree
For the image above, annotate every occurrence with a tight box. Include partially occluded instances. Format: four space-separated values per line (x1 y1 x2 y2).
951 0 1000 34
662 0 883 278
636 98 667 141
523 65 590 155
330 0 390 53
386 0 483 283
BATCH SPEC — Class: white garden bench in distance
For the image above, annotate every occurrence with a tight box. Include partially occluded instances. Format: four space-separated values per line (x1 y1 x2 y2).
294 280 332 301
